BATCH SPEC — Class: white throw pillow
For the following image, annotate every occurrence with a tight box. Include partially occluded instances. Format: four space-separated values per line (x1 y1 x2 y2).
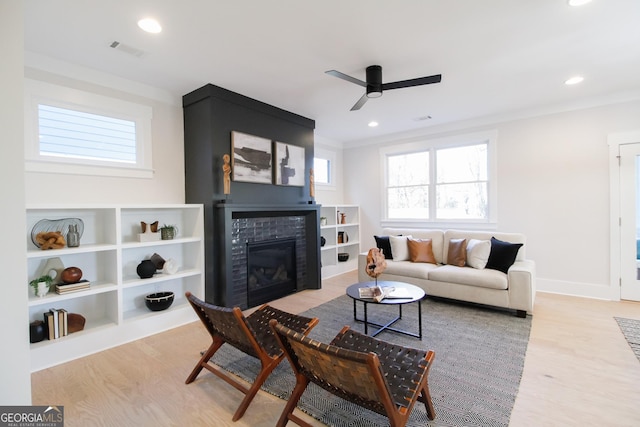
466 239 491 269
389 235 412 261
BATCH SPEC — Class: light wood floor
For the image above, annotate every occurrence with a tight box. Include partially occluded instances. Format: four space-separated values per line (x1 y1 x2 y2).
31 270 640 426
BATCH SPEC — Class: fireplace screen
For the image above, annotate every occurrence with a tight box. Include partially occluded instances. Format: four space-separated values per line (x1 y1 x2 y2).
246 238 297 307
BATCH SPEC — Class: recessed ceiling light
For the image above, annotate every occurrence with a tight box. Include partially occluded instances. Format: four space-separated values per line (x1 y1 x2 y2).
368 121 379 127
138 18 162 34
565 75 584 85
568 0 592 6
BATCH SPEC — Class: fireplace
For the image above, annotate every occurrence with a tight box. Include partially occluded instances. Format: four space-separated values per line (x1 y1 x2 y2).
247 238 297 307
211 203 321 309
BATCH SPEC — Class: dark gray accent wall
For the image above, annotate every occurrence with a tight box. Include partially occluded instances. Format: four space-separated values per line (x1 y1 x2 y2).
183 84 320 307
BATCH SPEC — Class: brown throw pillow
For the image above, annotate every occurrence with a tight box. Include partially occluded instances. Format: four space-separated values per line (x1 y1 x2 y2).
447 238 467 267
407 238 436 263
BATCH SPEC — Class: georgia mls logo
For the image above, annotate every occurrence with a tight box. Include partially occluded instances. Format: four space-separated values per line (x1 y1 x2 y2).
0 405 64 427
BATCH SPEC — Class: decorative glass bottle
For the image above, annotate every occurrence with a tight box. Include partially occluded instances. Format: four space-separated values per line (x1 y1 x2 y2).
67 224 80 247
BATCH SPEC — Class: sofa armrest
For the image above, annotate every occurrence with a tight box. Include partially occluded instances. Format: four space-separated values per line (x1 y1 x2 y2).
508 260 536 313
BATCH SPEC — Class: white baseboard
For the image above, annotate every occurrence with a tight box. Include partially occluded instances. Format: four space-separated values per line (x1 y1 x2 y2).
535 277 619 301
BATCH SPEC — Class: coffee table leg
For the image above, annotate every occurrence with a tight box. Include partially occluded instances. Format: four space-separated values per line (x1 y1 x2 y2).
363 301 368 335
418 299 422 339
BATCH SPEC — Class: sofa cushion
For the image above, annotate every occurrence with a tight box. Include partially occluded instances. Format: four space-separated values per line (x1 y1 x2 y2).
408 238 436 263
383 260 437 279
428 265 508 290
466 239 491 269
486 237 524 274
390 235 412 261
374 235 393 259
447 238 467 267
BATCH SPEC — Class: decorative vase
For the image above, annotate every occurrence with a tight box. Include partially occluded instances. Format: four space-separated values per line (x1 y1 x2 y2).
340 213 347 224
161 228 175 240
136 260 157 279
30 320 45 343
320 236 326 247
36 282 49 298
67 224 80 247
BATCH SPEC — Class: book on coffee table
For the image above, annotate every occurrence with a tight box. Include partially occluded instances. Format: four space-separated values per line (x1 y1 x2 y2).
358 285 410 301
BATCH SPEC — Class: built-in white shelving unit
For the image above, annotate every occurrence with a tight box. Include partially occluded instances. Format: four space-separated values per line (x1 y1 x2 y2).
26 204 204 372
320 205 360 278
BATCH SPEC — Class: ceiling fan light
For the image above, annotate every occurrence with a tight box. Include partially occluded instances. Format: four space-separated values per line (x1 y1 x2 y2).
367 90 382 98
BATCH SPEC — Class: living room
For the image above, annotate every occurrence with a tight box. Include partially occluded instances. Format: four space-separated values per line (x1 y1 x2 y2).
2 1 640 425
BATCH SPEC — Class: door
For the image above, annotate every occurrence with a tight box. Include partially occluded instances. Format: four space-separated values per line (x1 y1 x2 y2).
620 143 640 301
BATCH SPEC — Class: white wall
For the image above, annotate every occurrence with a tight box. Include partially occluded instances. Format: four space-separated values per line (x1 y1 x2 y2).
344 100 640 300
0 2 31 403
23 61 185 205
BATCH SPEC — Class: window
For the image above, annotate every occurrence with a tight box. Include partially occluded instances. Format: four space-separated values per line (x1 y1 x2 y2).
313 157 331 185
38 104 137 164
313 146 337 189
25 79 153 178
382 131 496 224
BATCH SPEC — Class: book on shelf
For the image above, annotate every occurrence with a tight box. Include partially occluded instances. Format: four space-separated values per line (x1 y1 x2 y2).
43 308 69 339
55 280 90 294
358 285 411 302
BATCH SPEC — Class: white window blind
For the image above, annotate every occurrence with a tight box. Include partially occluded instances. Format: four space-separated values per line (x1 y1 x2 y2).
38 104 137 163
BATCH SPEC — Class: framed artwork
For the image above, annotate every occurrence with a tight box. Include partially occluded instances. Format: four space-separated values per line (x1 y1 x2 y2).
275 142 305 186
231 131 273 184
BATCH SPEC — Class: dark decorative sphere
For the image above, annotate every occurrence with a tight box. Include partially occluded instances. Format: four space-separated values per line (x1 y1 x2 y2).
61 266 83 283
320 236 326 247
136 259 156 279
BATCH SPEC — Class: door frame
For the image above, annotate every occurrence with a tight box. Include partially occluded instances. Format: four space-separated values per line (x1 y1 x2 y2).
608 129 640 301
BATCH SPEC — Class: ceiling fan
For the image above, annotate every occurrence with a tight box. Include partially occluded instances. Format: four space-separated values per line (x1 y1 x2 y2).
325 65 442 111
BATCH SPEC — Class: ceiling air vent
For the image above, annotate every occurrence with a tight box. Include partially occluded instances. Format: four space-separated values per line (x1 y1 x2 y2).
109 41 145 58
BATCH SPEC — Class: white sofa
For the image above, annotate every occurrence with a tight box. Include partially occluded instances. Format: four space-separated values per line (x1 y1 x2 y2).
358 228 536 317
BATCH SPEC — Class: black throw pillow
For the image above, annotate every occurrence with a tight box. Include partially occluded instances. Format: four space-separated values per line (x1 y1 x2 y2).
374 235 393 259
485 237 523 274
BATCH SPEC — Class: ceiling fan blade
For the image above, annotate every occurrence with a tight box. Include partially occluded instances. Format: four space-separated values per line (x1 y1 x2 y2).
325 70 367 87
350 93 369 111
382 74 442 91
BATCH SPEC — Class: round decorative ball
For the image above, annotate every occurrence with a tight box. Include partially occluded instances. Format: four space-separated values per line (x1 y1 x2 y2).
136 259 156 279
61 266 83 284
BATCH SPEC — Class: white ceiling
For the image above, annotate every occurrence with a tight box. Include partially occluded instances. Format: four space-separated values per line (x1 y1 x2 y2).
23 0 640 144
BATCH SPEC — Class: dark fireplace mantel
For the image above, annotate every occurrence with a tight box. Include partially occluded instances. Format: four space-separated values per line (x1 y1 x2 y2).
213 203 321 308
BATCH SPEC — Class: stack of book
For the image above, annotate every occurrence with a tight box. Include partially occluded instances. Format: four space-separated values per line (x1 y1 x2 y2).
55 280 90 294
43 308 68 340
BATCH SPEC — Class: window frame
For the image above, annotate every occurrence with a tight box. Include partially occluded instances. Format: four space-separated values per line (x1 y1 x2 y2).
380 130 498 229
24 79 153 178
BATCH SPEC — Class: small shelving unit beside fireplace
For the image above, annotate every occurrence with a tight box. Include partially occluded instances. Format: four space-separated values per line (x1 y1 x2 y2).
320 205 360 278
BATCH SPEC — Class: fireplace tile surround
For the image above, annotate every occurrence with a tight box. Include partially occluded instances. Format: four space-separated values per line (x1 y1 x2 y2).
214 203 321 309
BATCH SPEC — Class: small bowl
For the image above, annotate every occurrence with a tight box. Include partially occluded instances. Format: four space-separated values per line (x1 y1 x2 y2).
338 252 349 262
145 291 174 311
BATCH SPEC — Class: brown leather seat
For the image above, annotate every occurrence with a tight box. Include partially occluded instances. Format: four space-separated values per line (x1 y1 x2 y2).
185 292 319 421
270 320 436 427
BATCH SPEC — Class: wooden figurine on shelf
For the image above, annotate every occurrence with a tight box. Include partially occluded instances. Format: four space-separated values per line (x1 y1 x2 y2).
222 153 231 195
309 168 315 198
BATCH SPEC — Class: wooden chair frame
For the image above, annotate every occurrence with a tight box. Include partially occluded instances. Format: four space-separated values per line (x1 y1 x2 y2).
270 320 436 427
185 292 319 421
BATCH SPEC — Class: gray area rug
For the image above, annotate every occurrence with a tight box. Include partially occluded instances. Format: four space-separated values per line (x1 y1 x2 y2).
615 317 640 362
210 295 532 426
